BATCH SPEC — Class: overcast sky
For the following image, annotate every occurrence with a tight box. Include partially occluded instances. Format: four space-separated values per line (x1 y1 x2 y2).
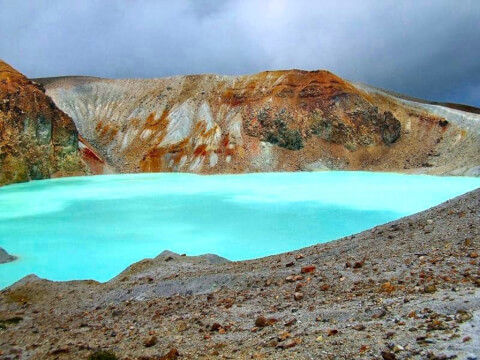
1 0 479 106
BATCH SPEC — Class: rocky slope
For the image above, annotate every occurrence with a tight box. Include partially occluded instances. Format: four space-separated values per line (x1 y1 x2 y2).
0 247 16 264
40 70 480 176
0 189 478 359
0 61 88 186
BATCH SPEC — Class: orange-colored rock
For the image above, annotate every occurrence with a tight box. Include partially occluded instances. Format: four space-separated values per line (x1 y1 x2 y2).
0 60 86 185
301 265 316 274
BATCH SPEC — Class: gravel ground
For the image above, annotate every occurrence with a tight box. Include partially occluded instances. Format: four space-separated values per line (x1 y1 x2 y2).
0 189 479 360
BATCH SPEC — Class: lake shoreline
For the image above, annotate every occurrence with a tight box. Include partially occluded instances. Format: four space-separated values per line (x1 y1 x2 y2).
1 172 479 289
0 188 478 359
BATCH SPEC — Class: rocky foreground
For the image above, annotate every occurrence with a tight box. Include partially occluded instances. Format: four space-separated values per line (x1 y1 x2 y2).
0 189 479 359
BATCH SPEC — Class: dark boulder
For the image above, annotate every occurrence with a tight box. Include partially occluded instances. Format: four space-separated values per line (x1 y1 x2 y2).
381 111 401 145
0 247 17 264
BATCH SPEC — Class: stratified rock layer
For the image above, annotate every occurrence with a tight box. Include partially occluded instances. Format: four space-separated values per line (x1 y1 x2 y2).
0 61 86 185
41 70 480 176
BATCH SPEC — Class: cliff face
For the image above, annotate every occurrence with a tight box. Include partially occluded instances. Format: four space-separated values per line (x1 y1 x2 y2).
41 70 480 175
0 61 88 186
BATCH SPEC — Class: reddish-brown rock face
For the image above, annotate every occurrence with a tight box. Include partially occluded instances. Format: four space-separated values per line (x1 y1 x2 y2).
225 70 400 151
0 61 86 185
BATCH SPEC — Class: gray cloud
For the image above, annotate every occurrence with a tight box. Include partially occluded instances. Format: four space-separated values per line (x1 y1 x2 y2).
1 0 479 106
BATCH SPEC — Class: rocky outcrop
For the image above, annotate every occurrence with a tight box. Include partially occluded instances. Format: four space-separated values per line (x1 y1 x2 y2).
0 61 87 186
0 247 16 264
40 70 479 176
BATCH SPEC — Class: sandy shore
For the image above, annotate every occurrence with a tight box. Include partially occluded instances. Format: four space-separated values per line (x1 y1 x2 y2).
0 189 479 359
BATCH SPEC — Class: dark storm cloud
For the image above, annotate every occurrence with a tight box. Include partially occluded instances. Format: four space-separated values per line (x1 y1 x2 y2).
1 0 479 106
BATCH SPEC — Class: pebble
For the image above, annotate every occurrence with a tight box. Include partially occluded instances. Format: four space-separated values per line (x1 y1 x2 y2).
276 339 300 349
327 329 338 336
160 348 179 360
372 309 386 319
424 284 437 293
381 351 397 360
392 344 404 353
210 323 222 332
284 318 297 327
255 316 267 327
143 335 157 347
353 260 365 269
301 265 316 274
455 310 472 323
294 292 304 301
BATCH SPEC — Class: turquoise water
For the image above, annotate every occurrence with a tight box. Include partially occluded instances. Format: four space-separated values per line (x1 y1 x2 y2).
0 172 478 289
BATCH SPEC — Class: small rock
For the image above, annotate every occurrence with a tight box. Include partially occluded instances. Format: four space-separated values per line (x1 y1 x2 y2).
294 292 304 301
301 265 316 274
254 316 277 327
380 282 396 293
112 310 123 317
284 318 297 327
211 323 222 332
159 348 179 360
381 351 397 360
469 252 478 259
50 347 70 355
455 310 472 323
276 339 300 349
384 331 395 339
327 329 338 336
144 335 157 347
372 309 386 319
424 284 437 293
392 344 404 353
352 324 365 331
353 260 365 269
359 345 370 353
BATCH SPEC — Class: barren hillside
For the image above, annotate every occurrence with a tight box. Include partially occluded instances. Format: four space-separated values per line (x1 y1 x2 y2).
40 70 480 176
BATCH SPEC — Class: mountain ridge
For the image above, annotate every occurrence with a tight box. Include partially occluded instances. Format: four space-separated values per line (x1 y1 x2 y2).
39 69 480 176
